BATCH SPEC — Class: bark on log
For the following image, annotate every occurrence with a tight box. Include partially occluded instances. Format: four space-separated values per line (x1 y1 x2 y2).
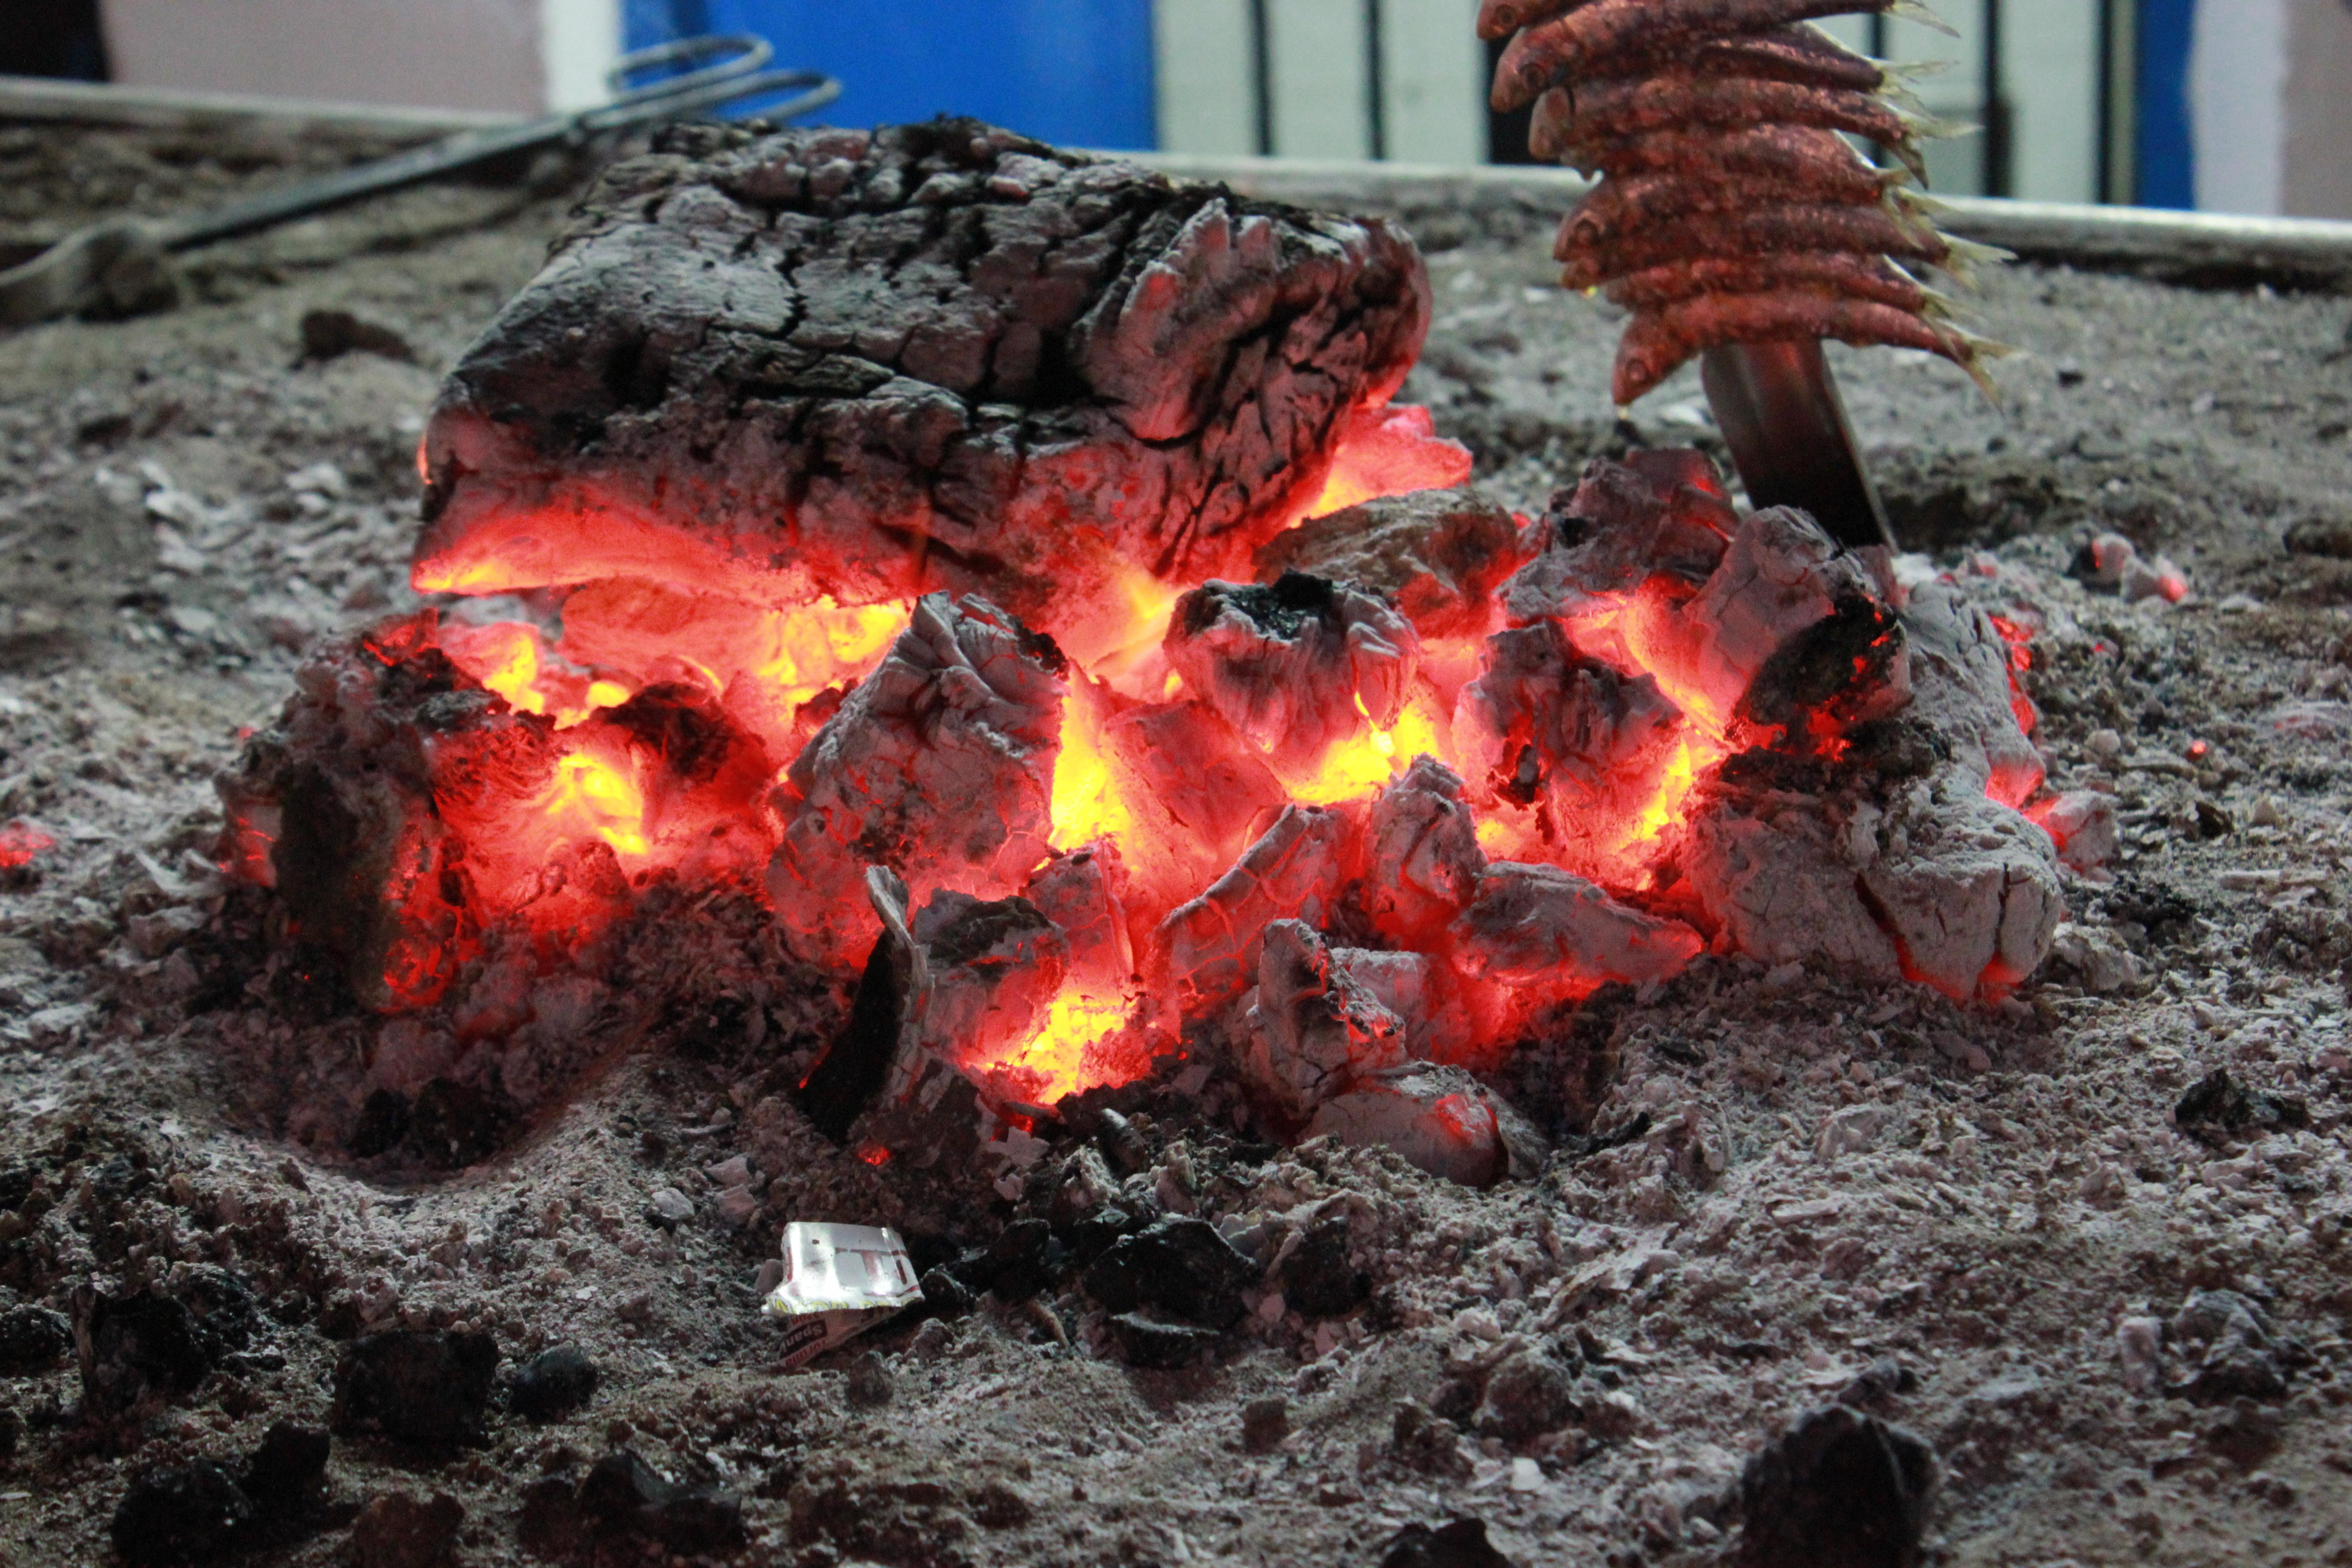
415 119 1432 643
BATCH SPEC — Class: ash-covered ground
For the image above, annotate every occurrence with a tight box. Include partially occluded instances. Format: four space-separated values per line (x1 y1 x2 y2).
3 117 2352 1568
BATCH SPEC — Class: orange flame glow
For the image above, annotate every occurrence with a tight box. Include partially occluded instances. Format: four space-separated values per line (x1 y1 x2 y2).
543 752 650 858
967 985 1136 1105
1049 684 1136 852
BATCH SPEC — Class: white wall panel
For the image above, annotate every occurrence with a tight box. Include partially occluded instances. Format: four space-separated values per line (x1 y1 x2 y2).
1379 0 1483 164
1155 0 1259 154
1269 0 1373 157
2006 0 2099 203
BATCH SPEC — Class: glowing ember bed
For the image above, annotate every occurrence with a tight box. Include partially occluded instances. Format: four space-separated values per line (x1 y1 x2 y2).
217 119 2081 1182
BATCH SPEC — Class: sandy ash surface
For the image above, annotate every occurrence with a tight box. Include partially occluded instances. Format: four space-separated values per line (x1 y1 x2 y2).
1 119 2351 1568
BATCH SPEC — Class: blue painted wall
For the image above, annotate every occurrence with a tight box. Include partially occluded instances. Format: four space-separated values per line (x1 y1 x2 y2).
624 0 1158 149
2135 0 2197 208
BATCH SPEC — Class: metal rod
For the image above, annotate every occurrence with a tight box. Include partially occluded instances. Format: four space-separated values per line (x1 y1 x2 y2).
1981 0 2012 197
1700 342 1895 554
1249 0 1275 157
1364 0 1387 162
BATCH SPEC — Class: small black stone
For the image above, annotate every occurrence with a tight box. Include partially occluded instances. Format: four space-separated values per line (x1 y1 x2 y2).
2176 1070 2308 1147
332 1330 499 1447
510 1343 599 1423
1735 1406 1940 1568
0 1304 71 1374
241 1421 331 1518
916 1267 976 1318
844 1350 894 1408
80 1291 214 1416
1277 1220 1370 1319
578 1448 744 1555
1241 1396 1290 1453
987 1218 1053 1303
110 1461 256 1565
1082 1216 1254 1330
1107 1312 1219 1370
299 308 415 364
1379 1517 1515 1567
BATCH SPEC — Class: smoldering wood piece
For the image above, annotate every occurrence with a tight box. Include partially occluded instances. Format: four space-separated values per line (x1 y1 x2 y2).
1356 756 1487 946
1243 920 1412 1122
1157 805 1353 1005
906 890 1071 1062
1898 583 2047 804
1680 505 1908 727
799 867 925 1142
1103 700 1291 871
1449 861 1703 993
1860 792 2065 997
215 612 542 1011
1305 1063 1549 1188
1503 449 1739 623
1254 485 1524 639
768 593 1064 968
415 118 1431 640
1453 619 1684 819
1163 571 1419 774
1024 844 1134 988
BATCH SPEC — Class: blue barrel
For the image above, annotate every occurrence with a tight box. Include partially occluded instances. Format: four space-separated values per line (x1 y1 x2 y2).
624 0 1158 149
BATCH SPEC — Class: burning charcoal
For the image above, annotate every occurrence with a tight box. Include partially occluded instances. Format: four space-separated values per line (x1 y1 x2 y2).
1899 585 2046 807
1734 1406 1940 1568
1450 862 1703 997
1859 793 2065 999
769 594 1064 967
1099 699 1292 902
1254 485 1523 639
1107 1312 1222 1370
1306 1064 1547 1188
331 1330 499 1448
1378 1517 1514 1568
214 614 506 1011
2029 789 2118 876
109 1461 256 1566
349 1491 464 1568
1165 572 1420 776
1242 921 1413 1121
1025 845 1134 988
1160 806 1352 1005
415 120 1431 643
1082 1215 1255 1330
578 1449 746 1555
1454 621 1683 853
1276 1219 1371 1319
1681 797 1902 979
908 892 1069 1067
1503 449 1738 622
1357 757 1487 946
0 1304 69 1373
509 1344 599 1423
76 1289 215 1416
1674 507 1908 732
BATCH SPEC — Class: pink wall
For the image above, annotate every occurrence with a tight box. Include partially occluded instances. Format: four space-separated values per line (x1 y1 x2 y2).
99 0 545 114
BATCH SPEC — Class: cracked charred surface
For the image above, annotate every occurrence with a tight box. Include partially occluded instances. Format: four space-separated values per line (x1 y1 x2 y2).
416 118 1432 644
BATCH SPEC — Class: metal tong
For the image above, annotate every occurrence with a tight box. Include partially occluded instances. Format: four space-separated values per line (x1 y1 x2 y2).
0 34 840 328
1700 340 1896 553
